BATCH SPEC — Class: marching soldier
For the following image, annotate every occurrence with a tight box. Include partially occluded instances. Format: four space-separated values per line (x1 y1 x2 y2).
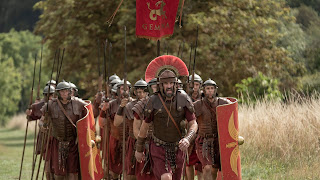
26 85 55 180
69 82 78 97
100 79 131 179
186 74 203 180
42 81 87 180
193 79 231 180
135 55 198 180
113 79 148 179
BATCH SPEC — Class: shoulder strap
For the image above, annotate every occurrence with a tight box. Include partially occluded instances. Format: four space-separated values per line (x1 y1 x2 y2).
157 94 182 138
57 99 77 128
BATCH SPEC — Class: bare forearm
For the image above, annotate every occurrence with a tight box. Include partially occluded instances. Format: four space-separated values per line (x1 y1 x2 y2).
138 121 150 138
133 117 142 139
187 120 198 133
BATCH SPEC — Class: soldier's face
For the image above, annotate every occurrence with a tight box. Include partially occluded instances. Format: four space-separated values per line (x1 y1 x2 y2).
135 89 147 99
163 82 175 97
151 84 157 93
119 85 129 97
204 86 216 99
193 82 200 92
59 89 70 100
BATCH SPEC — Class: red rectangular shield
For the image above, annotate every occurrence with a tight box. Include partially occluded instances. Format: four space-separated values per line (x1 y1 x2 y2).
136 0 180 40
217 98 242 180
77 101 104 180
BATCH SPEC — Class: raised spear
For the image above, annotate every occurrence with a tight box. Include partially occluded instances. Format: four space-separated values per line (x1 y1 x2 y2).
19 53 37 180
122 25 128 178
35 49 57 180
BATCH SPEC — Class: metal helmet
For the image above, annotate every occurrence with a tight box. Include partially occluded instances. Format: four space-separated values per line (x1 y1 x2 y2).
69 82 77 90
177 79 183 89
158 70 177 83
56 80 71 91
109 74 120 82
111 84 118 93
46 79 57 86
69 82 78 96
116 79 132 88
110 78 121 87
203 78 218 87
148 78 157 86
189 73 203 83
43 85 55 94
134 79 148 88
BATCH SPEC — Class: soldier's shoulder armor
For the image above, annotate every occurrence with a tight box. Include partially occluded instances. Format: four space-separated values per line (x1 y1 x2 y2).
177 90 195 113
125 100 137 120
144 94 159 118
193 99 203 117
132 97 149 120
71 97 87 116
218 97 232 105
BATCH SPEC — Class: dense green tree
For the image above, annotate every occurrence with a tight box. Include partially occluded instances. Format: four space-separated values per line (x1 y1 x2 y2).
0 29 49 114
0 51 21 125
34 0 303 97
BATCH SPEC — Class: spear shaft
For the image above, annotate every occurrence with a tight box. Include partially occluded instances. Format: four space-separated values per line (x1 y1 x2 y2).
19 53 37 180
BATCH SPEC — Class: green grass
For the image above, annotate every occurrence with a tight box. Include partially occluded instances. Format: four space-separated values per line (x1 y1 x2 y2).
0 127 44 180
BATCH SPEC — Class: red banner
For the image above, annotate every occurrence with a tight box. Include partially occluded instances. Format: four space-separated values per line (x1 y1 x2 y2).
216 98 242 180
77 101 104 180
136 0 180 40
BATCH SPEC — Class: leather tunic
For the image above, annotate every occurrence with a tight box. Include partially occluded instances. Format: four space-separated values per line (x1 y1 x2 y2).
47 98 87 141
145 91 194 143
194 97 231 137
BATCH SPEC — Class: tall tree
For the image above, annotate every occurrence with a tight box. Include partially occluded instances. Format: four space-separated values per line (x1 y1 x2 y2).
34 0 302 96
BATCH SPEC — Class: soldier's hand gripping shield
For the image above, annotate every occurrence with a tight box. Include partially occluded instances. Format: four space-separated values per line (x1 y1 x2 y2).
217 98 242 180
77 101 104 180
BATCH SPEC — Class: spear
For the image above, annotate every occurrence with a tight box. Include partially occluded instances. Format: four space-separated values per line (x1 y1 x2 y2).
31 43 43 178
35 49 57 180
102 39 110 180
19 53 37 180
186 44 193 95
122 25 128 178
57 48 65 81
191 26 199 93
98 39 102 92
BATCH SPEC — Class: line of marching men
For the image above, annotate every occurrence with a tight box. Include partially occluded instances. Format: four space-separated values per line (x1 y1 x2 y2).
26 72 228 180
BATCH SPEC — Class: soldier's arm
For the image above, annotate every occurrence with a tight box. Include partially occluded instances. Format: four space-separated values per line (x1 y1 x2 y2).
114 98 128 126
133 112 143 139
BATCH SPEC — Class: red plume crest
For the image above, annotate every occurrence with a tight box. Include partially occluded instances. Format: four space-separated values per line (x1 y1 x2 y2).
145 55 189 83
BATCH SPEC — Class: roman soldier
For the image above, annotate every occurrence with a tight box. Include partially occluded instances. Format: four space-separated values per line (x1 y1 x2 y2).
135 55 198 180
194 79 231 180
100 79 131 179
26 85 55 180
69 82 78 97
41 81 87 180
186 73 204 180
147 78 158 95
113 79 148 179
188 73 203 102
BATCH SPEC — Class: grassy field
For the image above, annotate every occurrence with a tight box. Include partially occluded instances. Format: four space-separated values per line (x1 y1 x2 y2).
1 96 320 180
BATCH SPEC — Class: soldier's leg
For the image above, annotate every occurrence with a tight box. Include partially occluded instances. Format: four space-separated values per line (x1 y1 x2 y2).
160 172 172 180
196 171 203 180
211 168 218 180
202 165 213 180
186 165 195 180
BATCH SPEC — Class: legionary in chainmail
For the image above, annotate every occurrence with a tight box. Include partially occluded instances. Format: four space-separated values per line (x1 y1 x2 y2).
135 66 198 180
113 79 148 179
100 79 131 180
93 74 120 118
41 81 87 180
186 73 204 180
194 79 231 180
